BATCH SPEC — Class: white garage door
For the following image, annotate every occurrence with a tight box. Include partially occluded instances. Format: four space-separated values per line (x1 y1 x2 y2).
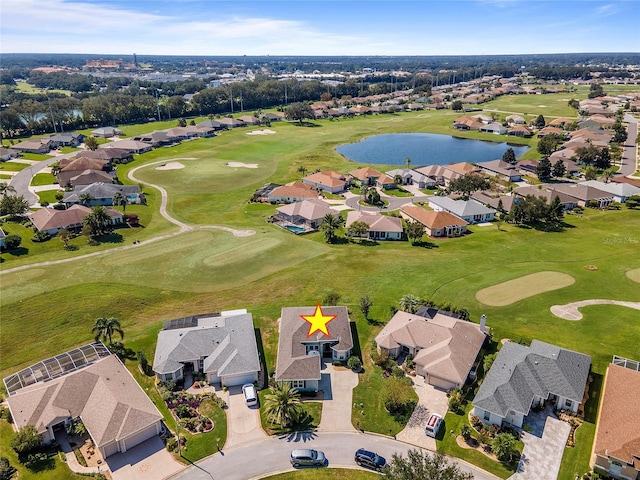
102 440 119 458
428 375 456 391
122 422 159 452
223 372 257 387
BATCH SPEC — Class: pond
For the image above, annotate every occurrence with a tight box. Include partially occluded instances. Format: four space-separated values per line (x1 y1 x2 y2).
336 133 529 166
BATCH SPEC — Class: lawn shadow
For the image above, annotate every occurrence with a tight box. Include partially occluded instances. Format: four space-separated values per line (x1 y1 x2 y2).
7 247 29 256
254 328 269 389
412 240 439 249
96 232 124 243
292 121 322 128
583 372 603 423
366 317 384 326
331 236 350 245
356 239 379 247
350 321 362 359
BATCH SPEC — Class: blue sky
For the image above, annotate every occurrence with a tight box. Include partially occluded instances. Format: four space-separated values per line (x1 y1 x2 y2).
1 0 638 56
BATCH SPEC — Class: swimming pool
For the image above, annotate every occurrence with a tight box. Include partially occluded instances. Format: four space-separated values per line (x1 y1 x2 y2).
284 225 306 234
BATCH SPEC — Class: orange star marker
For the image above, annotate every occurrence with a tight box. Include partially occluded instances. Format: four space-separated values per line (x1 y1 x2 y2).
300 303 336 338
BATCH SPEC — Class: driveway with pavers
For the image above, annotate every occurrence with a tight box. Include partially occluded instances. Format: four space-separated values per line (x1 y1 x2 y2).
396 377 449 450
509 407 570 480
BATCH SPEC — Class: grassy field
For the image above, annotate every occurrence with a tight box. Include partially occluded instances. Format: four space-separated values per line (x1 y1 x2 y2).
261 469 379 480
31 172 57 186
14 82 72 96
1 90 639 472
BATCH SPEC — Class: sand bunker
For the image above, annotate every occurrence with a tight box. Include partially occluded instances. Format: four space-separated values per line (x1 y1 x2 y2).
551 300 640 320
226 162 258 169
246 129 276 136
626 268 640 283
156 162 185 170
476 271 575 306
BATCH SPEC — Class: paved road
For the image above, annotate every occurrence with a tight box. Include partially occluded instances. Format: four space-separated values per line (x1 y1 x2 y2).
8 151 76 205
344 190 431 212
618 113 638 177
168 432 499 480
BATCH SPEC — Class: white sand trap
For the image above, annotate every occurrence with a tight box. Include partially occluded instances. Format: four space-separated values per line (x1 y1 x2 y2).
551 300 640 320
246 129 276 136
537 105 548 107
476 271 575 306
626 268 640 283
226 162 258 169
156 162 185 170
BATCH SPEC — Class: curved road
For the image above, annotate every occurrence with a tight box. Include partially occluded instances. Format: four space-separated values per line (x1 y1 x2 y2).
344 190 431 212
8 151 76 205
618 114 639 177
168 432 498 480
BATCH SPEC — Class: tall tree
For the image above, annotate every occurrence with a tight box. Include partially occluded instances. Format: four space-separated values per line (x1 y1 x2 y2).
84 136 99 151
0 194 29 217
536 157 552 180
382 450 473 480
319 213 342 243
297 165 307 178
399 294 421 314
112 191 127 213
347 220 370 241
263 382 303 428
537 134 564 156
447 173 488 199
285 102 315 124
491 433 519 463
502 148 516 165
595 147 611 170
91 317 124 345
533 114 546 128
83 205 111 235
405 221 425 244
358 295 373 320
404 157 412 169
552 159 566 178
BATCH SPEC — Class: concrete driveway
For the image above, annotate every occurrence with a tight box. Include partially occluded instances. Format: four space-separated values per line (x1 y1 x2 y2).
224 385 267 449
107 436 182 480
396 377 449 450
317 363 359 432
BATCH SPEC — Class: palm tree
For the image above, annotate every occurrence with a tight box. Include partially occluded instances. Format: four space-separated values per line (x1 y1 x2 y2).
92 317 124 345
399 294 421 314
0 183 16 196
112 191 127 213
263 382 303 428
297 165 307 178
84 205 111 235
601 168 615 184
79 193 93 206
319 213 342 243
404 157 412 169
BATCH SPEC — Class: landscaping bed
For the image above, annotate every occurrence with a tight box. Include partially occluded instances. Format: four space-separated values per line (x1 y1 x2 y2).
158 383 226 435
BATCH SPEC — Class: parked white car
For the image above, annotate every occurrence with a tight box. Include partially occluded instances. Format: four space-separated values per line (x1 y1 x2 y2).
425 413 443 438
242 383 257 406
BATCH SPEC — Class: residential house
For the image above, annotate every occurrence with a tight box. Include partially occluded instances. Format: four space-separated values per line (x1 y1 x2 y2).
74 148 132 163
548 117 575 128
508 125 534 137
472 340 591 428
100 140 152 154
445 162 483 178
579 180 640 203
11 138 54 154
267 182 318 203
345 211 403 240
377 174 396 190
537 126 565 138
217 117 245 128
400 204 468 237
260 112 285 123
63 183 144 207
30 205 122 235
275 199 339 230
303 170 349 193
453 116 483 131
548 184 614 208
375 310 486 390
3 344 163 459
471 191 518 213
516 159 539 176
414 165 448 185
58 169 114 188
91 127 124 138
197 119 227 131
49 132 85 147
349 167 382 187
513 186 578 210
238 115 260 125
132 131 175 147
479 123 508 135
386 168 435 189
472 114 494 124
592 359 640 480
476 160 522 182
275 306 353 392
427 196 496 224
59 157 111 172
0 147 19 161
153 310 261 387
506 114 526 125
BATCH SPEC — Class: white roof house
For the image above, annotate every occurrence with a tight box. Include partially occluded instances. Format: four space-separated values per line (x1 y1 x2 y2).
579 180 640 203
427 196 496 224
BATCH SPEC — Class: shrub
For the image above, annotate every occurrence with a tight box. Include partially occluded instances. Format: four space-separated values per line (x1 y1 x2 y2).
164 381 177 392
11 425 41 455
392 366 405 378
0 456 17 480
176 404 194 419
448 388 463 413
3 235 21 251
322 292 341 306
31 230 51 242
347 356 362 371
165 437 178 452
470 415 482 429
87 238 100 246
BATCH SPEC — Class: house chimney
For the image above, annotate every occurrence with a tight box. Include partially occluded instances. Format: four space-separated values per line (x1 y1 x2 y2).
480 314 487 333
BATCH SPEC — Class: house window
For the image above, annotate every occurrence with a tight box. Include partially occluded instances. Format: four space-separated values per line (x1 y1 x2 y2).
291 380 305 389
483 411 490 421
565 399 572 408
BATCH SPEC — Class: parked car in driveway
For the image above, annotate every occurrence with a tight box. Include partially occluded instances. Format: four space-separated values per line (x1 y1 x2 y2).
425 413 443 438
355 448 386 471
242 383 257 406
290 449 326 467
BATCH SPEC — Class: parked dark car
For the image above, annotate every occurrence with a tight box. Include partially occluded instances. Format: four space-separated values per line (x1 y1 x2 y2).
290 449 326 467
355 448 386 471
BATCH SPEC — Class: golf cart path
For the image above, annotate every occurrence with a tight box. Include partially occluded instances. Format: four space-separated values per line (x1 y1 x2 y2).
0 160 255 275
551 299 640 320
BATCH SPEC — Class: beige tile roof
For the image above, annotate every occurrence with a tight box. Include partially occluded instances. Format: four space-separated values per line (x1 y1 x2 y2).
59 157 109 171
401 205 468 229
276 199 336 221
7 354 162 449
269 182 318 200
345 211 403 233
304 170 348 189
349 167 383 182
275 306 353 382
594 364 640 466
375 311 485 386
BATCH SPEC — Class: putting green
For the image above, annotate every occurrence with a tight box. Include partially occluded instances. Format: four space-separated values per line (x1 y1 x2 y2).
475 271 575 306
626 268 640 283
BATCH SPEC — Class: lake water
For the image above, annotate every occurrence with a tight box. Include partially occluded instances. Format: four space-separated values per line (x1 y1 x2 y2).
336 133 529 166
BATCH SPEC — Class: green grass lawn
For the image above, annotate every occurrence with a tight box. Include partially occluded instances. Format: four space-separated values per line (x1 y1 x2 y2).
0 420 86 480
37 189 62 204
31 172 57 186
0 161 30 172
261 469 379 480
18 153 54 161
258 389 323 435
14 82 72 97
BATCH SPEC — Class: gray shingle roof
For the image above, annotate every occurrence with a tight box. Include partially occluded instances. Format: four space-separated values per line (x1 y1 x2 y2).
63 183 141 203
275 306 353 382
473 340 591 418
427 196 496 217
152 311 260 378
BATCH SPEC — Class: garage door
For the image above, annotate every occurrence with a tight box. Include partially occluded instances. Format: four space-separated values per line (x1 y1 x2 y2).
223 372 257 387
101 440 119 458
122 422 159 452
428 375 456 391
